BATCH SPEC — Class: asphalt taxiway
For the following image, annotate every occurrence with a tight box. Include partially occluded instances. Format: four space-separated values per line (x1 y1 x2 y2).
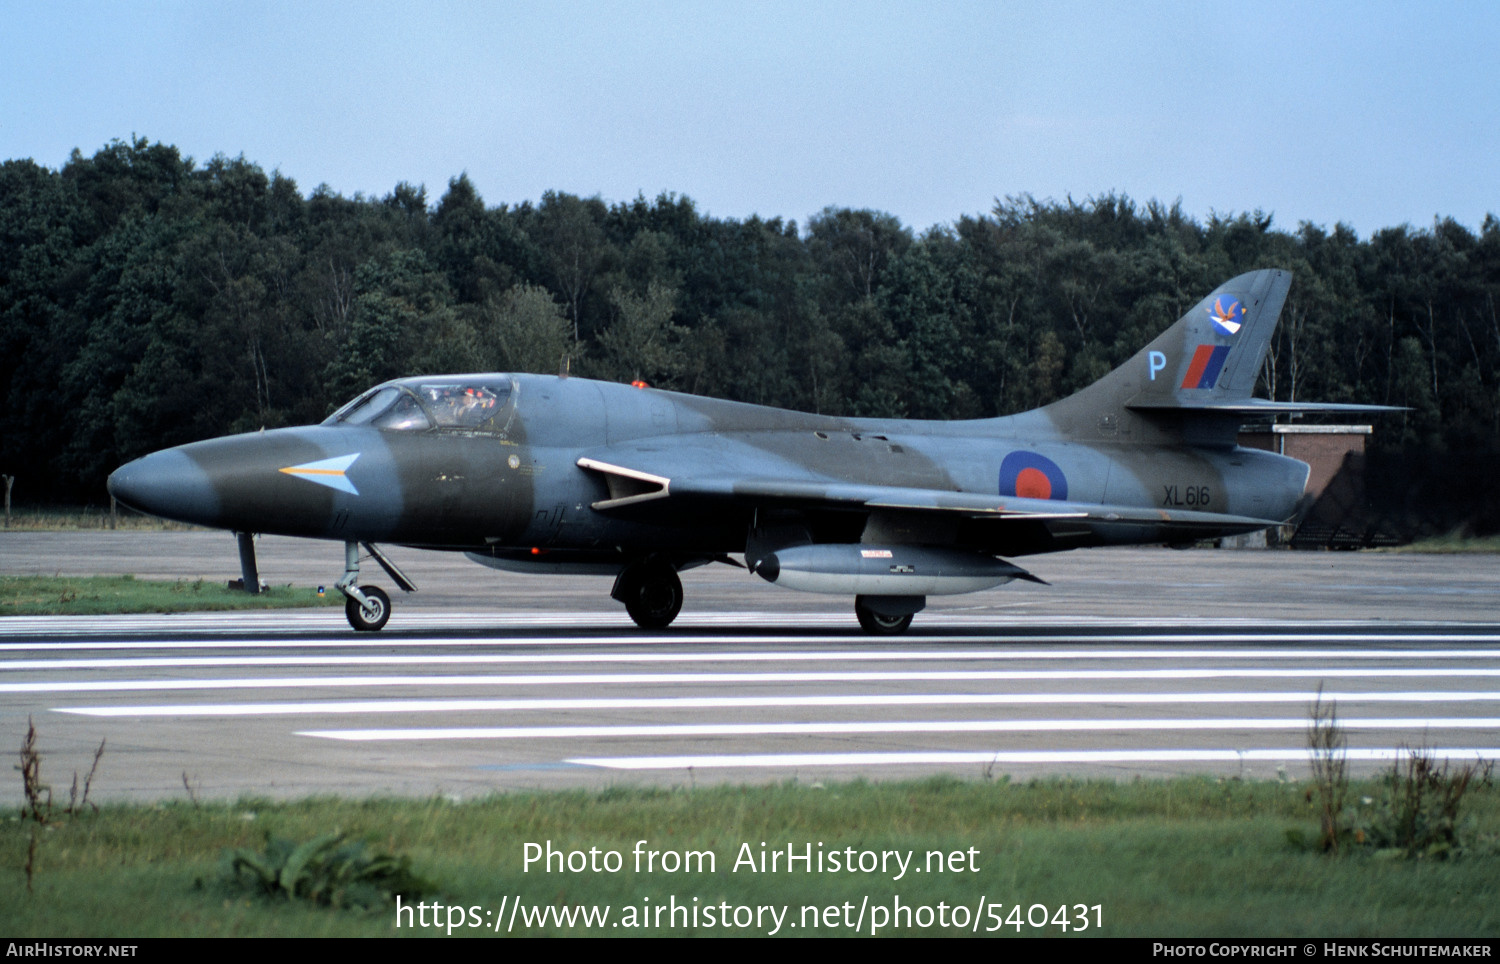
2 532 1498 802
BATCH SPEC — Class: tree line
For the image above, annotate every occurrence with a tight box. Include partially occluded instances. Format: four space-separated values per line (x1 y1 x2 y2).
3 137 1498 507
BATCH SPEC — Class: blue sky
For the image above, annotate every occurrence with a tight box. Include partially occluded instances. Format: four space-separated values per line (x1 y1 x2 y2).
3 1 1496 237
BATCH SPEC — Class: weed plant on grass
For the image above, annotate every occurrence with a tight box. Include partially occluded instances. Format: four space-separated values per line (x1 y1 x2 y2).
3 778 1497 937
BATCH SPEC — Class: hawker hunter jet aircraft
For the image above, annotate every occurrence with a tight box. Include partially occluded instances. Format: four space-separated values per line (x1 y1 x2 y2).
108 269 1395 633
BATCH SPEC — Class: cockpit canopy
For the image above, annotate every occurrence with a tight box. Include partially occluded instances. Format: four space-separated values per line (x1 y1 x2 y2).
325 376 516 434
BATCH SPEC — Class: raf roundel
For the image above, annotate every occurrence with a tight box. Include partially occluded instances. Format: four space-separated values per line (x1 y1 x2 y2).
999 451 1068 501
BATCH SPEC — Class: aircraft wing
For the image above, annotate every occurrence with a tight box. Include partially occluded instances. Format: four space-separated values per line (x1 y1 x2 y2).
576 446 1283 541
689 474 1278 530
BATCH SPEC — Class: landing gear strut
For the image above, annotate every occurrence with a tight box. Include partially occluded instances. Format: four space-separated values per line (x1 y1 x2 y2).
335 541 415 632
235 532 261 594
612 559 683 629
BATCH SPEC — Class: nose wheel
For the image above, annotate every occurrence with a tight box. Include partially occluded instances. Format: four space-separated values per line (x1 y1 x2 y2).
345 585 391 632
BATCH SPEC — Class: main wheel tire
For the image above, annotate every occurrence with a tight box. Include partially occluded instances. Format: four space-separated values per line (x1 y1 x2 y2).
855 599 914 635
619 564 683 629
345 585 391 632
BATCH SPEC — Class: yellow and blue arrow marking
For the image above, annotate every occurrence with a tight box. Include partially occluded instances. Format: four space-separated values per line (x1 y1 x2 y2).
278 453 360 495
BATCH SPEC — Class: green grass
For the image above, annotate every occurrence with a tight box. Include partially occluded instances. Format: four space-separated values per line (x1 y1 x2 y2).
0 575 340 615
1379 532 1500 554
2 777 1496 937
2 506 198 531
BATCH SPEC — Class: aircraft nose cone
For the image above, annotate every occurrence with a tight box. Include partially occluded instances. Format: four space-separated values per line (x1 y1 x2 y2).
107 450 220 526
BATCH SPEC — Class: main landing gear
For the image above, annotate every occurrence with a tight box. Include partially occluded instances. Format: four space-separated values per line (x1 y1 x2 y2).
336 541 416 632
854 595 922 636
612 559 683 629
607 562 923 634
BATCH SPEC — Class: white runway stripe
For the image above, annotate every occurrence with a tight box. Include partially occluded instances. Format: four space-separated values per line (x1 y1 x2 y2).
3 610 1498 637
0 613 847 637
55 689 1500 717
9 635 1500 655
12 666 1500 694
6 641 1500 659
568 748 1500 770
12 654 1500 679
297 717 1500 741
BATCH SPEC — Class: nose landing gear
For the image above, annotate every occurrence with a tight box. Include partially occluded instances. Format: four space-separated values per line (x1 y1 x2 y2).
335 541 416 631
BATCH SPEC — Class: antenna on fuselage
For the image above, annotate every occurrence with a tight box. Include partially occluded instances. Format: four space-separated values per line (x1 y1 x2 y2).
559 353 571 378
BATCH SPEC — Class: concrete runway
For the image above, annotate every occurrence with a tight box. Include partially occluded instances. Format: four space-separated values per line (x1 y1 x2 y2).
2 532 1498 802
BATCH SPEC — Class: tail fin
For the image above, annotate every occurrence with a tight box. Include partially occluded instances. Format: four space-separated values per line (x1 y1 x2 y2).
1128 268 1292 406
1041 269 1398 444
1039 269 1289 440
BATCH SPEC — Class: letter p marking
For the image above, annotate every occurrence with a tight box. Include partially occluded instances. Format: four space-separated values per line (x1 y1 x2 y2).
1148 351 1166 381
